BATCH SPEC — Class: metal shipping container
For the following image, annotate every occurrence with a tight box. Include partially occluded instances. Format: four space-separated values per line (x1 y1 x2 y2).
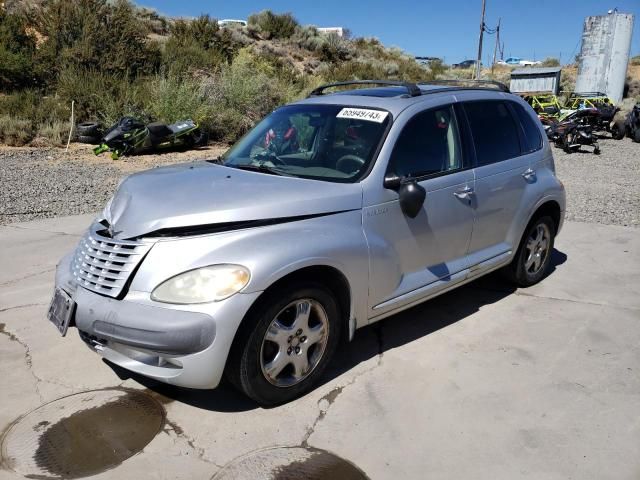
510 67 562 95
575 12 634 104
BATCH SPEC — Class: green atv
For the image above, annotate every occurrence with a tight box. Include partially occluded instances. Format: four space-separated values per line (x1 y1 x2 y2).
518 93 564 119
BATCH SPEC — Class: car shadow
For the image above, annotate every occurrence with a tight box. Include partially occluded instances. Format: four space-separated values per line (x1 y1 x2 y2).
114 248 567 412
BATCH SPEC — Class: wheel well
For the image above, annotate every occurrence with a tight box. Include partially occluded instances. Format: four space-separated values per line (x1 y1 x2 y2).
530 201 561 233
228 266 352 360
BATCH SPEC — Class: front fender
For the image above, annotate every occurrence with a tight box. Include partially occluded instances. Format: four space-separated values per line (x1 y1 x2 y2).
130 210 369 329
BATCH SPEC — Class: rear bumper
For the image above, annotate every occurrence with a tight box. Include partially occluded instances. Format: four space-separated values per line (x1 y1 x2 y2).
54 252 262 389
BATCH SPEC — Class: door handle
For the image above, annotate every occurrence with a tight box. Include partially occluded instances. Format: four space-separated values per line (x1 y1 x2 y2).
453 186 474 199
522 168 537 181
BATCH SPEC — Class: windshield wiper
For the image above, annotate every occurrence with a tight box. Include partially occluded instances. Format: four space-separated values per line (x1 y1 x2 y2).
229 164 291 176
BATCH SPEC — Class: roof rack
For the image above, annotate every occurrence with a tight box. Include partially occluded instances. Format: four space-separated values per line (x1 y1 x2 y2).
420 79 510 93
308 80 422 98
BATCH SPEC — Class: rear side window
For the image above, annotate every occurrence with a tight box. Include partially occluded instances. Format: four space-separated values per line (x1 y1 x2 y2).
389 105 462 178
511 103 542 153
463 101 521 166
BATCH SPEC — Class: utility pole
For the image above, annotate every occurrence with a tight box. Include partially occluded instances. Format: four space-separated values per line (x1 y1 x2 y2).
491 17 501 76
475 0 486 79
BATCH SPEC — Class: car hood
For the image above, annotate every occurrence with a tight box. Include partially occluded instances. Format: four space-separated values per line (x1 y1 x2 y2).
103 162 363 239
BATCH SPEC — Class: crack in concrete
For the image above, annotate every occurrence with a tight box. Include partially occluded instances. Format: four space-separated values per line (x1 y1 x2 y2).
301 324 385 447
0 322 44 402
163 418 224 469
4 224 82 237
0 303 48 314
474 285 639 312
0 268 56 287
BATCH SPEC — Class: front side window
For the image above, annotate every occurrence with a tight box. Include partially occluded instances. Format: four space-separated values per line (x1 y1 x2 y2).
464 100 521 166
389 105 462 178
222 104 390 182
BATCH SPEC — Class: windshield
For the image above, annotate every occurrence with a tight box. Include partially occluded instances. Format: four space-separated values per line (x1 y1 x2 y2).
222 104 391 182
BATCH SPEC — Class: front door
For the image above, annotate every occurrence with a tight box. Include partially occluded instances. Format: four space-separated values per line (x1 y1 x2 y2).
364 104 475 318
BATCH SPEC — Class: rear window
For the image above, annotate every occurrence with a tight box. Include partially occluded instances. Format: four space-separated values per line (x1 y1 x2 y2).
511 103 542 153
464 101 521 166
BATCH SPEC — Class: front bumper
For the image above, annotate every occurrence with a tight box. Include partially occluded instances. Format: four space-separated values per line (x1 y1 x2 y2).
55 252 261 389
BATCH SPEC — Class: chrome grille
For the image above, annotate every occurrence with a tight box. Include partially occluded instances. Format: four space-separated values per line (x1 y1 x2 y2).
71 224 153 298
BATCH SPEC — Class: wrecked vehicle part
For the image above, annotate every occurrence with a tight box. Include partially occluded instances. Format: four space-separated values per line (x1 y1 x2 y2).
93 117 206 159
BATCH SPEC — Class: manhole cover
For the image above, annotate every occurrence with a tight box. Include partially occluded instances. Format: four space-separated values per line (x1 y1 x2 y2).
212 446 369 480
1 388 165 479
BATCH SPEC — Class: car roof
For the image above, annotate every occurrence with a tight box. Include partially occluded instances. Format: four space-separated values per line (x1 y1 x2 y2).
292 83 513 117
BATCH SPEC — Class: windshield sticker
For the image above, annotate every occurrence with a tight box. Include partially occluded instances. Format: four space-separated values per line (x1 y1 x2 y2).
337 108 388 123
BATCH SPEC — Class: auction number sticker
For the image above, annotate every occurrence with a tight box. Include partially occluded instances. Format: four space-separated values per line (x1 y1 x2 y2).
337 108 389 123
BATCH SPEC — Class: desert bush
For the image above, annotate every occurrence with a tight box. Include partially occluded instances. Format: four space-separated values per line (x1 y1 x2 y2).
38 120 69 146
541 57 560 67
0 90 69 126
0 115 34 146
248 10 298 39
55 65 149 126
146 74 211 125
630 55 640 66
34 0 160 82
0 10 37 89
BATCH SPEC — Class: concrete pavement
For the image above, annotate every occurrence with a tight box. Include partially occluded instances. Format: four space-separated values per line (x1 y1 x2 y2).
0 215 638 479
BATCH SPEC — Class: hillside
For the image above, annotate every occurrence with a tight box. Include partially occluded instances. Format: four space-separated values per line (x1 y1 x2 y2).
0 0 638 149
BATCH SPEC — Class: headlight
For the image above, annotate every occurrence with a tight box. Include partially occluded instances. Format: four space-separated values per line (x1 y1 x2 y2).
151 265 250 304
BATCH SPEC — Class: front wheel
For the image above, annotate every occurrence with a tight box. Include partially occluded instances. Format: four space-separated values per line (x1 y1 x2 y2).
226 283 342 406
505 216 556 287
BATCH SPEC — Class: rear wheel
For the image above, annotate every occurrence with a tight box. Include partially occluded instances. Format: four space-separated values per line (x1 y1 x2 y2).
633 128 640 143
226 283 342 406
611 119 626 140
505 216 555 287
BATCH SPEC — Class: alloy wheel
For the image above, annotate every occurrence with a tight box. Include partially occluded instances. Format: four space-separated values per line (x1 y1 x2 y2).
259 299 329 387
524 223 551 275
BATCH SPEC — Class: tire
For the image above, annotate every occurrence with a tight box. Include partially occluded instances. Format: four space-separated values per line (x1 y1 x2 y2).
611 120 625 140
633 128 640 143
504 216 555 288
76 121 101 136
226 282 342 406
75 134 101 145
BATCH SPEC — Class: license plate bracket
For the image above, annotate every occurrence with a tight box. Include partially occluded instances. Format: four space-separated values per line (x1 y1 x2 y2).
47 288 76 337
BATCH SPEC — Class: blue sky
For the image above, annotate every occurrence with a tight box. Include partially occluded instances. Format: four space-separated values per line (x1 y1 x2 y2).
142 0 639 64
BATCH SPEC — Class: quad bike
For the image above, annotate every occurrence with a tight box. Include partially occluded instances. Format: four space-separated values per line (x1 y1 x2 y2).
611 104 640 142
564 92 619 132
546 109 601 154
93 117 207 159
519 92 563 119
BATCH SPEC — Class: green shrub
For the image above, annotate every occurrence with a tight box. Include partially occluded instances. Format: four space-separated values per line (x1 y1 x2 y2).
248 10 298 39
55 65 149 126
0 10 37 89
631 55 640 66
0 115 34 146
541 57 560 67
38 120 69 146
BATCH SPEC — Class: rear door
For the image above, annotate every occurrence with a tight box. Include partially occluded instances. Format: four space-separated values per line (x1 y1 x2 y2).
461 99 539 270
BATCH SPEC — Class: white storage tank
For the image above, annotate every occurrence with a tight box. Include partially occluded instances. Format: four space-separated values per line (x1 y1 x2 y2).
575 12 634 104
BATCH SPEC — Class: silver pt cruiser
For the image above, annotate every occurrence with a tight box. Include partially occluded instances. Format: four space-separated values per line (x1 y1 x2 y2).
50 80 565 405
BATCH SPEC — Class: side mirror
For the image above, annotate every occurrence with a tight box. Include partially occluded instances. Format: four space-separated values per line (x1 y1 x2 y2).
398 180 426 218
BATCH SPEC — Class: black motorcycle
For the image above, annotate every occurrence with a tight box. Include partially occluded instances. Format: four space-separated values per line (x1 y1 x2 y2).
94 117 207 159
547 109 601 155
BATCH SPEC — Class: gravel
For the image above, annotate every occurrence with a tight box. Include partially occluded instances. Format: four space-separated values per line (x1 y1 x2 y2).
553 136 640 228
0 137 638 227
0 144 226 225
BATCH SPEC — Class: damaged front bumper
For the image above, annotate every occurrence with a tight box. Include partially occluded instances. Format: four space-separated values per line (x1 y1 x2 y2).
54 252 261 389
